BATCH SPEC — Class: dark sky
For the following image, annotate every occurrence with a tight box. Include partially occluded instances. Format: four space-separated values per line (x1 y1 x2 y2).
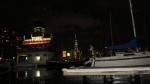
1 0 150 50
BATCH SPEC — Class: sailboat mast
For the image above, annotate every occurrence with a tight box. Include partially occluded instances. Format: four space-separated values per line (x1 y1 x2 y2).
129 0 136 38
129 0 139 52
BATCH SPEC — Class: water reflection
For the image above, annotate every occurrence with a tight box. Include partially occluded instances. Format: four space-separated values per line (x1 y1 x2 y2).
1 68 150 84
16 68 50 79
0 68 64 84
16 68 65 84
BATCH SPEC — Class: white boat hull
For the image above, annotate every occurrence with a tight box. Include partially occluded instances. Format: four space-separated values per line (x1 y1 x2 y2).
92 54 150 68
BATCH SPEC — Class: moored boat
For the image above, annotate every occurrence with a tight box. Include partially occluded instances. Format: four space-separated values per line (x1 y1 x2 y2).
90 51 150 68
46 60 84 69
85 0 150 68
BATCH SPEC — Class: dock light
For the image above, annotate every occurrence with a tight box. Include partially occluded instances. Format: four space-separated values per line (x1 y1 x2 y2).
0 57 1 60
36 56 40 61
13 57 15 60
36 70 40 77
26 57 28 60
67 53 70 57
25 71 27 78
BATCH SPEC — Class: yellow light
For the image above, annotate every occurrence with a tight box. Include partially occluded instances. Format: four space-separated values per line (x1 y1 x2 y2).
62 51 66 57
20 54 27 56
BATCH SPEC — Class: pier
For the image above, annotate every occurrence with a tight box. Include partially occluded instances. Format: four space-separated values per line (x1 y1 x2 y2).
62 67 150 76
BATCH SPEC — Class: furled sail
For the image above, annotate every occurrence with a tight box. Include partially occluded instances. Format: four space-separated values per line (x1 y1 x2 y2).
105 38 137 50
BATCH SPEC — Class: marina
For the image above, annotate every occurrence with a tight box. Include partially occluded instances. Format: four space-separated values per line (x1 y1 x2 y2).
0 0 150 83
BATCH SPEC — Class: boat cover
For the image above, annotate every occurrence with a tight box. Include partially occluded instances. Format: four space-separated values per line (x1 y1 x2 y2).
105 38 137 50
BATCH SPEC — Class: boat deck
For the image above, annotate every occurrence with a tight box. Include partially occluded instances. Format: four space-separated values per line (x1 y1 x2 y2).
62 67 150 76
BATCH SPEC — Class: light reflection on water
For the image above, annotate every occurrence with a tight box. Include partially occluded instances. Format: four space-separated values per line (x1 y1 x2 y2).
0 68 65 84
0 68 150 84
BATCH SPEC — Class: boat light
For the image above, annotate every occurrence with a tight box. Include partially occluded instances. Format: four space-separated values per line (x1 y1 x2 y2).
36 56 40 61
26 57 28 60
36 70 40 77
13 57 15 60
67 53 70 57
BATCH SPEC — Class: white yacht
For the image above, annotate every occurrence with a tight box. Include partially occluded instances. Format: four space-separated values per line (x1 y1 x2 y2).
90 51 150 67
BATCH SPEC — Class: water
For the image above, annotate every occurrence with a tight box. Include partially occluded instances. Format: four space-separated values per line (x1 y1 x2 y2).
0 68 150 84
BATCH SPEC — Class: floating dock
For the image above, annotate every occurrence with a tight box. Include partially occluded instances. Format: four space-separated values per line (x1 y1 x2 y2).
62 67 150 76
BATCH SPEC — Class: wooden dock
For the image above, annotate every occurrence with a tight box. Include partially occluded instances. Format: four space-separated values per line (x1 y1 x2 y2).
62 67 150 76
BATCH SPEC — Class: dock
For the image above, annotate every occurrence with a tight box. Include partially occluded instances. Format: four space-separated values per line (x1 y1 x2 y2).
62 67 150 76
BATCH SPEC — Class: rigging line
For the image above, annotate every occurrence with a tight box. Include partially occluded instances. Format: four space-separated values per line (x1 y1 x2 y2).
109 11 113 46
144 19 148 50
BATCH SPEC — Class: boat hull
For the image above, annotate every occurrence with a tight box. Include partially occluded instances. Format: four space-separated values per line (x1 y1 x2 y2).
17 51 54 68
92 55 150 68
46 60 84 69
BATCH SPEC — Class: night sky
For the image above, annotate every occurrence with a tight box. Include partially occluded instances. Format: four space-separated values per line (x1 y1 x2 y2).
1 0 150 51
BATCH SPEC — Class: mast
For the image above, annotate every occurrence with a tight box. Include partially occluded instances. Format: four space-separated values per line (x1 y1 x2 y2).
129 0 138 52
129 0 136 38
74 34 80 59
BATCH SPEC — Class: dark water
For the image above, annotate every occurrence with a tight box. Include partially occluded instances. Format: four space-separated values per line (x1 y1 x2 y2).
0 68 150 84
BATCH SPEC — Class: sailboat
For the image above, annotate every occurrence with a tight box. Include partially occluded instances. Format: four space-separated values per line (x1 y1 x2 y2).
88 0 150 68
